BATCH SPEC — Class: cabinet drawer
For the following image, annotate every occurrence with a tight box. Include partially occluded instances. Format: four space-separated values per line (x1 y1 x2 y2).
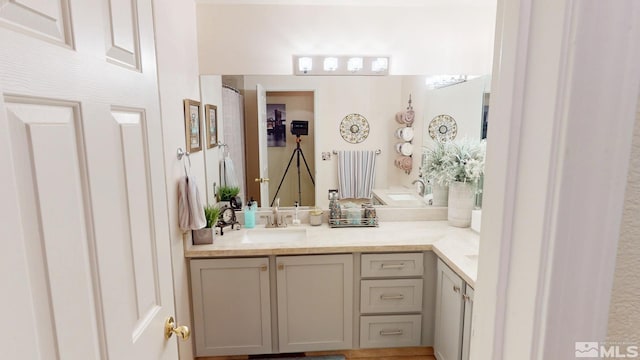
361 253 423 278
361 279 423 313
360 315 422 348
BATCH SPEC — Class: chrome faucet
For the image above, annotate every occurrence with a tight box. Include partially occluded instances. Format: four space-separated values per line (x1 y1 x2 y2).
273 198 280 227
264 198 287 228
411 178 427 197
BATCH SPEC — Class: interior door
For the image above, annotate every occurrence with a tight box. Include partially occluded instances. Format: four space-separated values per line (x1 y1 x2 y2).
256 83 270 206
0 1 178 359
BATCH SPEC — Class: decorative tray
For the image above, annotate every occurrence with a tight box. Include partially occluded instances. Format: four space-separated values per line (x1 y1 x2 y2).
328 217 379 228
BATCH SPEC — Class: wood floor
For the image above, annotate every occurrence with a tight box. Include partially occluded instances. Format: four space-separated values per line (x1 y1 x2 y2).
198 346 436 360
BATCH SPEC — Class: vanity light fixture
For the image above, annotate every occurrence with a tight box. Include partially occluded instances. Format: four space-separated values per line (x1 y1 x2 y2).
425 75 471 89
347 57 364 72
298 57 313 74
323 57 339 71
371 57 389 73
293 55 389 76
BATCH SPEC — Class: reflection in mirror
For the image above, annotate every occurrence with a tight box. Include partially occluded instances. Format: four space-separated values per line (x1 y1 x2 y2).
264 91 315 208
201 75 489 210
420 75 491 208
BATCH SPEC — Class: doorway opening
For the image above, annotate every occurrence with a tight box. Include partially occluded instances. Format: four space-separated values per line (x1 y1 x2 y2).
265 91 315 207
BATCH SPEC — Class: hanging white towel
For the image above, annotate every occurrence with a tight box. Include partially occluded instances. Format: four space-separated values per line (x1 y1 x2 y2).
221 155 239 188
178 176 206 232
338 150 377 199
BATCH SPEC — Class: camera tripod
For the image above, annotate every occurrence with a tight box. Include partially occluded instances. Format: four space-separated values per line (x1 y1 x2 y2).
271 135 315 206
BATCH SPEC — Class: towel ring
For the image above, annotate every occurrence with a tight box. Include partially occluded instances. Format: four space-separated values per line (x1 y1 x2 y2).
177 147 191 176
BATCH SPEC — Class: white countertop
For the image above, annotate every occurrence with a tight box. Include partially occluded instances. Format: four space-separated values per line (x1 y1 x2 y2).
185 221 480 286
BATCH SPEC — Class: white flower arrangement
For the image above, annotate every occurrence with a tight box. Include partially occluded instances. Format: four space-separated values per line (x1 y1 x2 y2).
422 138 486 185
422 141 451 186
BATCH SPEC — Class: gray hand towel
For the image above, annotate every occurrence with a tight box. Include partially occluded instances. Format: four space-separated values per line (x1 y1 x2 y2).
178 176 206 232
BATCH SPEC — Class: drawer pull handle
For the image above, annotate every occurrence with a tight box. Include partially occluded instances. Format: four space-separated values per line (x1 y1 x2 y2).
380 294 405 300
453 285 461 293
260 264 268 272
379 329 404 336
380 263 405 270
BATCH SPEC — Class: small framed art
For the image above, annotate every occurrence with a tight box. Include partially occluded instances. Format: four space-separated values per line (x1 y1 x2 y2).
184 99 202 152
204 104 218 149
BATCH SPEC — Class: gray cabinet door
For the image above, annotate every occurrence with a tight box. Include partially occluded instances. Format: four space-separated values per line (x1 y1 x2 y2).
277 254 354 352
462 285 475 360
434 259 465 360
190 258 272 356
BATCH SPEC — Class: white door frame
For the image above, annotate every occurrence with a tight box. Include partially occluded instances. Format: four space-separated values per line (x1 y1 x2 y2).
472 1 640 359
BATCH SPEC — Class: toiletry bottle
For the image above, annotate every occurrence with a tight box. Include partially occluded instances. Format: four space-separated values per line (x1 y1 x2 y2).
292 202 301 226
244 197 256 229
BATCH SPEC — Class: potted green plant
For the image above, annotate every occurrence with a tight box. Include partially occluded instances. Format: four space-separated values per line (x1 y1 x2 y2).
217 185 240 202
193 205 221 245
422 141 453 206
442 138 486 227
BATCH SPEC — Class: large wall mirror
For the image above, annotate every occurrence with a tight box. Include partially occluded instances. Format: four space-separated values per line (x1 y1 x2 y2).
199 74 490 210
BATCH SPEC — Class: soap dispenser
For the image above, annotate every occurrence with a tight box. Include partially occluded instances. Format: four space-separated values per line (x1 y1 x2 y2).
292 201 301 226
244 197 256 229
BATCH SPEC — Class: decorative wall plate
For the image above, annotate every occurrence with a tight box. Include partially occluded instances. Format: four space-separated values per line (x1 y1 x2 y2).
428 114 458 142
340 113 370 144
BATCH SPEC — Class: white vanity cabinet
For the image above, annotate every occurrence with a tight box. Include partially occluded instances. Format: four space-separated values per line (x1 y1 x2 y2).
190 258 272 357
359 253 425 349
434 258 474 360
190 254 353 356
276 254 354 352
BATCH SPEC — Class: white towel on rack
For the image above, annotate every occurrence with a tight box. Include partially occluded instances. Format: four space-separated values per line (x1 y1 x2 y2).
221 155 239 188
178 175 206 232
337 150 377 199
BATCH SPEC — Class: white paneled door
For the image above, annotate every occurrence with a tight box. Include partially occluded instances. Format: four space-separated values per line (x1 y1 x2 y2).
0 1 178 359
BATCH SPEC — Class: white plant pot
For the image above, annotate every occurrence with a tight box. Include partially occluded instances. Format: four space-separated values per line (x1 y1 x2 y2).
447 181 476 228
431 183 449 207
193 227 215 245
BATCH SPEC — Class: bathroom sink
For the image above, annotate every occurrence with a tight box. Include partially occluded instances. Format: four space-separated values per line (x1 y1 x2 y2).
387 193 417 201
243 227 307 243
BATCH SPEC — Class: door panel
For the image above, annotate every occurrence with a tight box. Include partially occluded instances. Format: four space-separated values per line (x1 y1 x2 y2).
104 0 140 69
4 97 101 359
0 0 177 359
0 0 74 46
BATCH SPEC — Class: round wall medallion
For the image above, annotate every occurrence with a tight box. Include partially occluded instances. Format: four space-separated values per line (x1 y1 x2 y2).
339 113 370 144
428 114 458 142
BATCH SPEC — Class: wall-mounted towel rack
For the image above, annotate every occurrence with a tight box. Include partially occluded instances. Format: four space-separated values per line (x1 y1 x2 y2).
177 147 191 176
177 147 189 160
332 149 381 155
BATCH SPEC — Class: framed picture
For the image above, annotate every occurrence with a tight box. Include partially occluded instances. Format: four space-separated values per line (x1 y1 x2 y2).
184 99 202 152
204 104 218 149
267 103 286 147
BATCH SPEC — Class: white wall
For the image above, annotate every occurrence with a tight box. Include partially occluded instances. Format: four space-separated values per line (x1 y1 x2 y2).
153 0 201 358
200 75 224 205
196 3 496 75
608 102 640 344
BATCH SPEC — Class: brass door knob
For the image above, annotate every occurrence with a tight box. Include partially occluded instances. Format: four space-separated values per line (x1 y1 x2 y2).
254 177 270 183
165 316 190 340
